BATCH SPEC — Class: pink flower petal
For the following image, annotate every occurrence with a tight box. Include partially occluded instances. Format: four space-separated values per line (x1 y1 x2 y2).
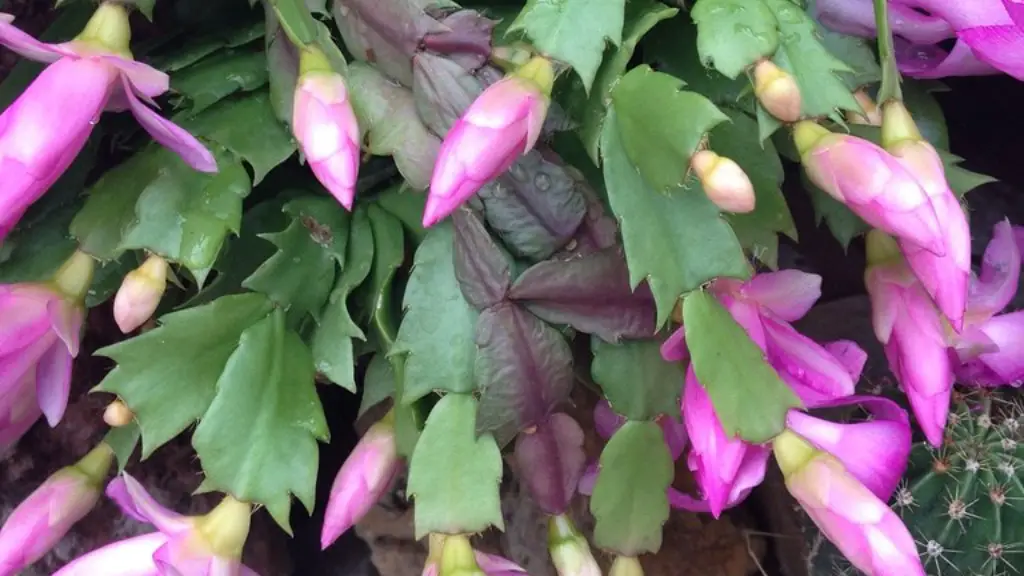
741 270 822 322
897 38 1000 78
0 14 65 63
105 475 192 535
763 317 856 407
959 25 1024 80
52 532 166 576
593 400 625 440
823 340 868 382
1004 0 1024 27
968 219 1021 322
103 55 168 99
814 0 955 44
960 311 1024 385
33 338 72 426
122 76 217 173
660 326 688 363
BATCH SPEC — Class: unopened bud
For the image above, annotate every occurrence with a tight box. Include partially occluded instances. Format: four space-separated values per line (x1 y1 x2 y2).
609 556 644 576
440 535 484 576
691 150 755 213
113 254 168 334
880 101 923 149
753 60 801 123
548 515 600 576
103 400 134 427
846 90 882 126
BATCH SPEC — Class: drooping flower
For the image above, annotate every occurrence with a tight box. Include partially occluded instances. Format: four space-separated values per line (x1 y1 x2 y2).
292 45 361 210
752 59 802 122
548 515 600 576
773 428 923 576
321 411 399 549
0 4 216 242
865 230 953 446
0 250 94 449
689 150 756 213
423 55 554 227
794 121 945 255
113 254 168 334
56 473 256 575
953 219 1024 385
0 442 113 575
882 101 971 332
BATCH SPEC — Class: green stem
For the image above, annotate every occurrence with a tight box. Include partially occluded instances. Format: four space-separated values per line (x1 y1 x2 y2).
873 0 903 104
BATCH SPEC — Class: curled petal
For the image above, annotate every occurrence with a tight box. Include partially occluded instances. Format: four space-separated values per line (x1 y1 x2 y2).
0 14 66 63
105 474 192 535
786 396 911 500
957 311 1024 386
813 0 954 44
475 551 528 575
968 220 1022 322
763 317 856 407
52 532 166 576
959 25 1024 81
104 55 168 99
34 337 72 426
122 77 217 173
741 270 822 322
660 326 687 363
823 340 868 382
897 38 1000 78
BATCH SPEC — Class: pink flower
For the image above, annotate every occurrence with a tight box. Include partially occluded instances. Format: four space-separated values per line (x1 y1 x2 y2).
292 47 361 210
0 251 94 448
784 396 911 501
774 430 924 576
866 232 953 446
321 413 399 549
883 102 971 332
954 220 1024 385
57 474 256 576
423 56 553 227
814 0 954 44
0 6 216 242
794 122 944 255
0 443 113 575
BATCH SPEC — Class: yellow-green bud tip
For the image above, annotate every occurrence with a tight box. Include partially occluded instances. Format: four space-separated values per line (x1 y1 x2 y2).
513 56 555 97
72 442 114 487
881 101 923 149
299 45 334 77
76 2 132 57
440 535 484 576
865 229 904 267
51 250 96 304
610 556 644 576
772 430 818 478
792 121 831 158
195 495 252 559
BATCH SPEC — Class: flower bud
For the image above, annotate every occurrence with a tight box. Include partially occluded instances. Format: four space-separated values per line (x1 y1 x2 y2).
609 556 644 576
113 254 168 334
753 60 801 123
548 515 600 576
846 89 882 126
321 412 399 549
0 443 113 574
690 150 755 213
440 535 484 576
103 400 134 427
293 46 361 210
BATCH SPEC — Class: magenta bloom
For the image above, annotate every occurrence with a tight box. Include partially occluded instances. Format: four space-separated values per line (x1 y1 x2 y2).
954 220 1024 385
775 434 924 576
795 123 944 255
866 240 953 447
423 56 553 227
0 8 216 242
57 474 255 576
0 283 85 444
0 443 112 575
321 414 399 549
292 62 361 210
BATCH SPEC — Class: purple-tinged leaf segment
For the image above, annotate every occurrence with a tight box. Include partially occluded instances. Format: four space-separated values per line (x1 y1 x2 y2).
513 413 587 515
510 248 656 342
452 207 512 310
474 303 574 446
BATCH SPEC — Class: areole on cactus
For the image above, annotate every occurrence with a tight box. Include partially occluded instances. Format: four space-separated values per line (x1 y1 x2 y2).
1 0 1023 574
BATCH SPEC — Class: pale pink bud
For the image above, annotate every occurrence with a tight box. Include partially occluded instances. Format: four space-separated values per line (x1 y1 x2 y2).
794 121 945 255
0 443 112 575
102 399 134 427
321 414 399 549
112 254 168 334
774 431 925 576
424 56 554 227
690 150 755 213
846 89 882 126
548 515 600 576
292 48 361 210
753 60 801 123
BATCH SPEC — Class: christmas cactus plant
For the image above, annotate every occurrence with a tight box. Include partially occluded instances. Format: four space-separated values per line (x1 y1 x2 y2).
1 0 1023 574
